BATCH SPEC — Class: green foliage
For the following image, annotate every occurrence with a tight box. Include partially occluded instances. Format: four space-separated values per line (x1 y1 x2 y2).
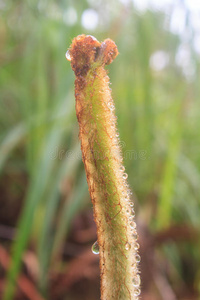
0 0 199 299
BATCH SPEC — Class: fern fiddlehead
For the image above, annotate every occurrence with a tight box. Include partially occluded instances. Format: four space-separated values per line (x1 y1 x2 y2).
66 35 141 300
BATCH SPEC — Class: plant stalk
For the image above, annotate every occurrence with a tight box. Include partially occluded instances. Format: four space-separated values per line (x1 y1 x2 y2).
67 35 141 300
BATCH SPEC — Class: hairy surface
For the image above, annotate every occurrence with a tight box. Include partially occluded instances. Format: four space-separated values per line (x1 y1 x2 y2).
67 35 140 300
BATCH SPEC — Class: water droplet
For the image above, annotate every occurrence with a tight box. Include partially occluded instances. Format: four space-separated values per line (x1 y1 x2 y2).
123 173 128 179
134 242 140 251
135 254 141 263
126 208 131 215
119 166 125 172
116 132 119 137
130 202 134 207
65 50 71 61
124 195 129 201
91 241 99 254
130 221 136 229
132 274 141 287
131 209 135 217
134 288 141 296
125 242 131 251
132 232 138 240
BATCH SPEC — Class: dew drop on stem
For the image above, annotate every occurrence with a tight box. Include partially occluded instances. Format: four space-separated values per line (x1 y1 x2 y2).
132 274 141 287
92 241 99 254
130 221 136 229
132 231 138 239
135 254 141 263
123 173 128 179
125 242 131 251
127 190 133 195
119 166 125 172
65 50 71 61
134 242 140 251
134 287 141 296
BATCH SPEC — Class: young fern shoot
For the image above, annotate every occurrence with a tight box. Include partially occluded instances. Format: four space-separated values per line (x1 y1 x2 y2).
66 35 140 300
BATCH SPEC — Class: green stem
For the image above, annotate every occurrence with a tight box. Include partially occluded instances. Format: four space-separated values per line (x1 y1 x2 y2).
67 35 140 300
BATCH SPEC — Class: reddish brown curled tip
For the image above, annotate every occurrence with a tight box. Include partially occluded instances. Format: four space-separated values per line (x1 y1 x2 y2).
98 39 119 65
67 34 119 76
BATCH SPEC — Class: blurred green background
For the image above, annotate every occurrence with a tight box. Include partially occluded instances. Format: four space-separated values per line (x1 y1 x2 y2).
0 0 200 299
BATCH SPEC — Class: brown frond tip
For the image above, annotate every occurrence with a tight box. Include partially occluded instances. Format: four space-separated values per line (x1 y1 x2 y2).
98 39 119 65
67 35 119 76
